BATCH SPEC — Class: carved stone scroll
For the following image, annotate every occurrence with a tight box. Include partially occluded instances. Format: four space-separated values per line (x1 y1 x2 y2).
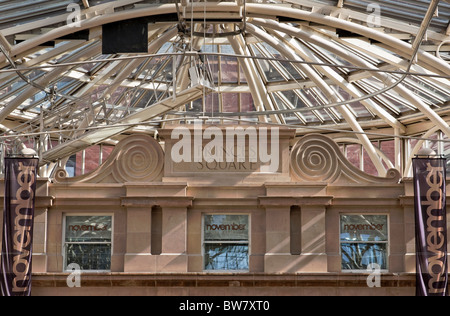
290 134 401 184
53 135 164 184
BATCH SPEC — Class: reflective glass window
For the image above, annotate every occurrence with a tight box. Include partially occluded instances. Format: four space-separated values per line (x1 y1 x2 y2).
203 215 249 271
64 215 112 271
340 215 388 271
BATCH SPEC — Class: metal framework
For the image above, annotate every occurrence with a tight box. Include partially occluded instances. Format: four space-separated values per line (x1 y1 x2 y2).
0 0 449 178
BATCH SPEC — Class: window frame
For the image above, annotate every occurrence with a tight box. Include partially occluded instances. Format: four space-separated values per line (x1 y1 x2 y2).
62 213 114 272
339 213 389 273
202 213 251 272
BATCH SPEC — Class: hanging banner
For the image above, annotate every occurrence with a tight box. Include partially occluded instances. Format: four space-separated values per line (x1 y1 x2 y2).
0 157 38 296
413 157 448 296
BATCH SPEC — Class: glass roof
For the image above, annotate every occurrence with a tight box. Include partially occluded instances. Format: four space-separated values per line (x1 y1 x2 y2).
0 0 449 175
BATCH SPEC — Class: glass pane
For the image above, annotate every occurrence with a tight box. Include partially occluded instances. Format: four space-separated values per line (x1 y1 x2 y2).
204 243 249 271
66 216 112 242
65 154 76 177
204 215 249 241
220 56 239 83
340 215 388 242
66 243 111 271
341 243 387 270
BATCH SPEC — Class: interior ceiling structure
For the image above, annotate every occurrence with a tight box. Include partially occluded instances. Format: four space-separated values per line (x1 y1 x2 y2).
0 0 450 176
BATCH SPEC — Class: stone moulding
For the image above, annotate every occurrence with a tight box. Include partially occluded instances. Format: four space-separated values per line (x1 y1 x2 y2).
290 134 401 184
32 272 416 289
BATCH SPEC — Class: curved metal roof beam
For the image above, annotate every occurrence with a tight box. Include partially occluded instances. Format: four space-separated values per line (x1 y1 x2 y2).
0 4 179 65
246 3 450 78
0 1 445 88
59 27 179 161
403 125 442 177
0 41 101 124
285 0 449 42
162 25 206 129
0 2 447 132
226 28 278 124
334 36 450 89
265 27 407 133
246 23 387 176
251 19 450 138
334 136 395 170
2 2 448 76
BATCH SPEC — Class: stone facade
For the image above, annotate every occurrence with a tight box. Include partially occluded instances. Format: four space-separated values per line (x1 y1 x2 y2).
0 126 425 295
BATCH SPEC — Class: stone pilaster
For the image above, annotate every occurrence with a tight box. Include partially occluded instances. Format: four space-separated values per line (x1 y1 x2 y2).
121 191 192 272
259 196 332 273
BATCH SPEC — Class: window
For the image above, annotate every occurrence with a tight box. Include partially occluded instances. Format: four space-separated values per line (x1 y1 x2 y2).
65 154 76 177
64 215 112 271
203 214 249 271
340 214 388 271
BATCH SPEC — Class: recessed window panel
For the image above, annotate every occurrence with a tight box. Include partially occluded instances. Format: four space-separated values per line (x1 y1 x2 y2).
203 214 249 271
64 215 112 271
340 215 388 271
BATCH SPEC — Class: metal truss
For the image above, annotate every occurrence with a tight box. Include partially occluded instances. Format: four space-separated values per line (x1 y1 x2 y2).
0 0 449 178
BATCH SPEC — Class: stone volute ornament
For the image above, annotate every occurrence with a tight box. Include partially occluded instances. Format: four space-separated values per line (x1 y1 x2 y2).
290 134 401 184
52 135 164 183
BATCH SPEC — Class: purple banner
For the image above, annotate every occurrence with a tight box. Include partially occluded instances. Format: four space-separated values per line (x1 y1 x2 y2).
413 157 448 296
1 158 38 296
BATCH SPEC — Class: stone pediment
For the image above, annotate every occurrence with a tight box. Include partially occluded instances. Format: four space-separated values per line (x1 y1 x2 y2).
53 131 401 185
290 134 401 185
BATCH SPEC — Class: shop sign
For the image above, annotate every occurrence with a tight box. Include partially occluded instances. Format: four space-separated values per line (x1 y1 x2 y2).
340 215 388 240
65 216 112 242
204 215 249 241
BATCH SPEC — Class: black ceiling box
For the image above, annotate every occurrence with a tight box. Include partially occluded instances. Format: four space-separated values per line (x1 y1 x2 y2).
336 28 364 38
102 17 149 54
59 29 90 41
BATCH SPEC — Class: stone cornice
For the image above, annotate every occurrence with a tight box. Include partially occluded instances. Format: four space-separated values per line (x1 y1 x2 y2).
258 196 334 207
121 196 194 208
32 272 416 289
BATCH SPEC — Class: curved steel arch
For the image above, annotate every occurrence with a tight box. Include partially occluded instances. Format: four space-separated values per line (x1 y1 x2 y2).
0 0 448 178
